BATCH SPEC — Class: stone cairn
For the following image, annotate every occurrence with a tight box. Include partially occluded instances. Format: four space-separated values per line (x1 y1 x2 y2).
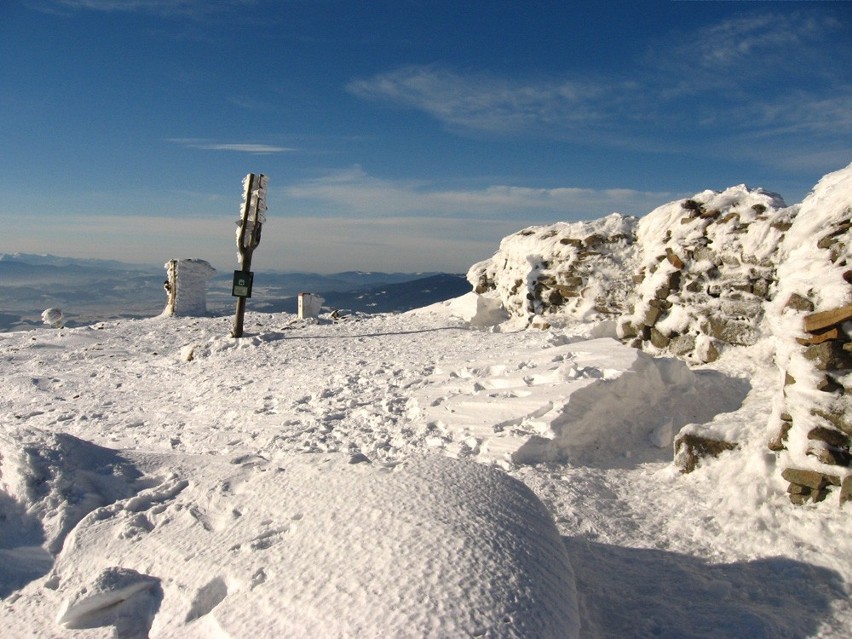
467 213 639 327
767 168 852 507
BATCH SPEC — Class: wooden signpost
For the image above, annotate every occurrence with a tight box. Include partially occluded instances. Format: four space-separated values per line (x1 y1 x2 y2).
231 173 267 338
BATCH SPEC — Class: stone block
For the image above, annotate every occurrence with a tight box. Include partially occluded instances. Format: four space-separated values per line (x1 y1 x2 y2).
804 341 852 371
752 278 770 298
804 305 852 333
650 328 671 349
665 249 685 270
616 320 638 339
797 327 841 346
669 334 696 357
768 420 792 452
643 305 662 327
706 316 759 346
807 442 852 467
808 426 850 448
841 476 852 506
674 432 738 473
781 468 827 490
785 293 815 313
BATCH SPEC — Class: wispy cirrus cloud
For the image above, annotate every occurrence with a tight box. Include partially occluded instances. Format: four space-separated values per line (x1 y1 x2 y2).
168 139 295 154
347 12 852 154
660 12 844 76
28 0 256 18
283 165 673 220
347 66 614 138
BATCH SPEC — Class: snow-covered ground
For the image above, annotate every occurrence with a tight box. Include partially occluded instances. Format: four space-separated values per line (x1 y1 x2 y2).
1 297 849 637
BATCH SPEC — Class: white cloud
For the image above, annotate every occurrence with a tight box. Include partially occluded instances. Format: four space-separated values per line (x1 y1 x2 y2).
347 13 851 158
348 66 609 137
283 166 673 221
664 13 842 73
168 139 295 154
33 0 255 18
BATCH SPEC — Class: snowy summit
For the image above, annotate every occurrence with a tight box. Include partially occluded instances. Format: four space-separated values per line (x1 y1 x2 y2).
1 164 852 638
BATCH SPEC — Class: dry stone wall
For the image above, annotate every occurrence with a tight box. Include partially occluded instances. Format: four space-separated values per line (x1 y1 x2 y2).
766 165 852 506
465 163 852 506
467 213 639 327
617 185 793 363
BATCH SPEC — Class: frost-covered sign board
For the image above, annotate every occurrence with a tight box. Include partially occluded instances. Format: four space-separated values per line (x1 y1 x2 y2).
232 173 267 337
232 270 254 298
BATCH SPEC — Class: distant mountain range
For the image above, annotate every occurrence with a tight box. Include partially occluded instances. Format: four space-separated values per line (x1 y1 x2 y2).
0 254 470 331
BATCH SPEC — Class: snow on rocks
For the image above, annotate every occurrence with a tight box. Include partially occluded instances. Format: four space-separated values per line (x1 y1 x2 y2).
467 213 639 326
0 305 850 636
766 162 852 505
40 308 64 329
619 184 793 363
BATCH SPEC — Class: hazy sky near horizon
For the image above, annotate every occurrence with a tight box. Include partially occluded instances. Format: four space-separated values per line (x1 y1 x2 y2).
1 0 850 273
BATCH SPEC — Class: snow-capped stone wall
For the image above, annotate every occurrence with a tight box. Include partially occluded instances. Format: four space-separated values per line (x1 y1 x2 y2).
467 213 639 326
618 185 793 363
766 164 852 505
465 162 851 505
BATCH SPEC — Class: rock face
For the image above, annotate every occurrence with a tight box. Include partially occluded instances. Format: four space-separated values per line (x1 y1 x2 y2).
618 185 793 363
767 164 852 506
467 213 640 325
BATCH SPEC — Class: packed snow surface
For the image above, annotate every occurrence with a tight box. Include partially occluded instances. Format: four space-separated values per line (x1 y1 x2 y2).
1 303 850 637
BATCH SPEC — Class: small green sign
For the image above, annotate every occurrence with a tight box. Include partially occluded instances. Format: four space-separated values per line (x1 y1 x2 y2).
232 270 254 298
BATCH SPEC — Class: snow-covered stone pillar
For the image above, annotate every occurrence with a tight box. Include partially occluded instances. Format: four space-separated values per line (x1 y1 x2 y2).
298 293 324 320
163 259 216 317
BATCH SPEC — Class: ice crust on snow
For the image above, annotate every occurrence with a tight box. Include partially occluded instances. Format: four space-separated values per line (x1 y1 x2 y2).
4 435 578 638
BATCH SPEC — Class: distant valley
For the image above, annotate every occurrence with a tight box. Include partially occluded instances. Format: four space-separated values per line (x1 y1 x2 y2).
0 254 470 331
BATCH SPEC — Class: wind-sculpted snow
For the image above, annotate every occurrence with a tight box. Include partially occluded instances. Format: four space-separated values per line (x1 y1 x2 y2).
416 336 749 466
43 454 579 638
0 306 850 636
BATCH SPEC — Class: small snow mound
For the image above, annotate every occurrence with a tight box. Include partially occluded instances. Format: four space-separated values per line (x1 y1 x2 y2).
0 429 144 555
445 292 510 328
45 453 579 638
56 566 161 634
41 308 63 328
417 338 749 468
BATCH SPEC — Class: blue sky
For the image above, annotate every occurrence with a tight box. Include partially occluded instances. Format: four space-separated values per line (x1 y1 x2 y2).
1 0 850 273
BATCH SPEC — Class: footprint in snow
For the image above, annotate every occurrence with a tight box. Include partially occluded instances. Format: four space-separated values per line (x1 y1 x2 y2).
185 576 228 623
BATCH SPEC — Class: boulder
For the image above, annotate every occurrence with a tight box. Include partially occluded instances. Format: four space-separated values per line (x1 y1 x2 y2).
673 432 738 474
